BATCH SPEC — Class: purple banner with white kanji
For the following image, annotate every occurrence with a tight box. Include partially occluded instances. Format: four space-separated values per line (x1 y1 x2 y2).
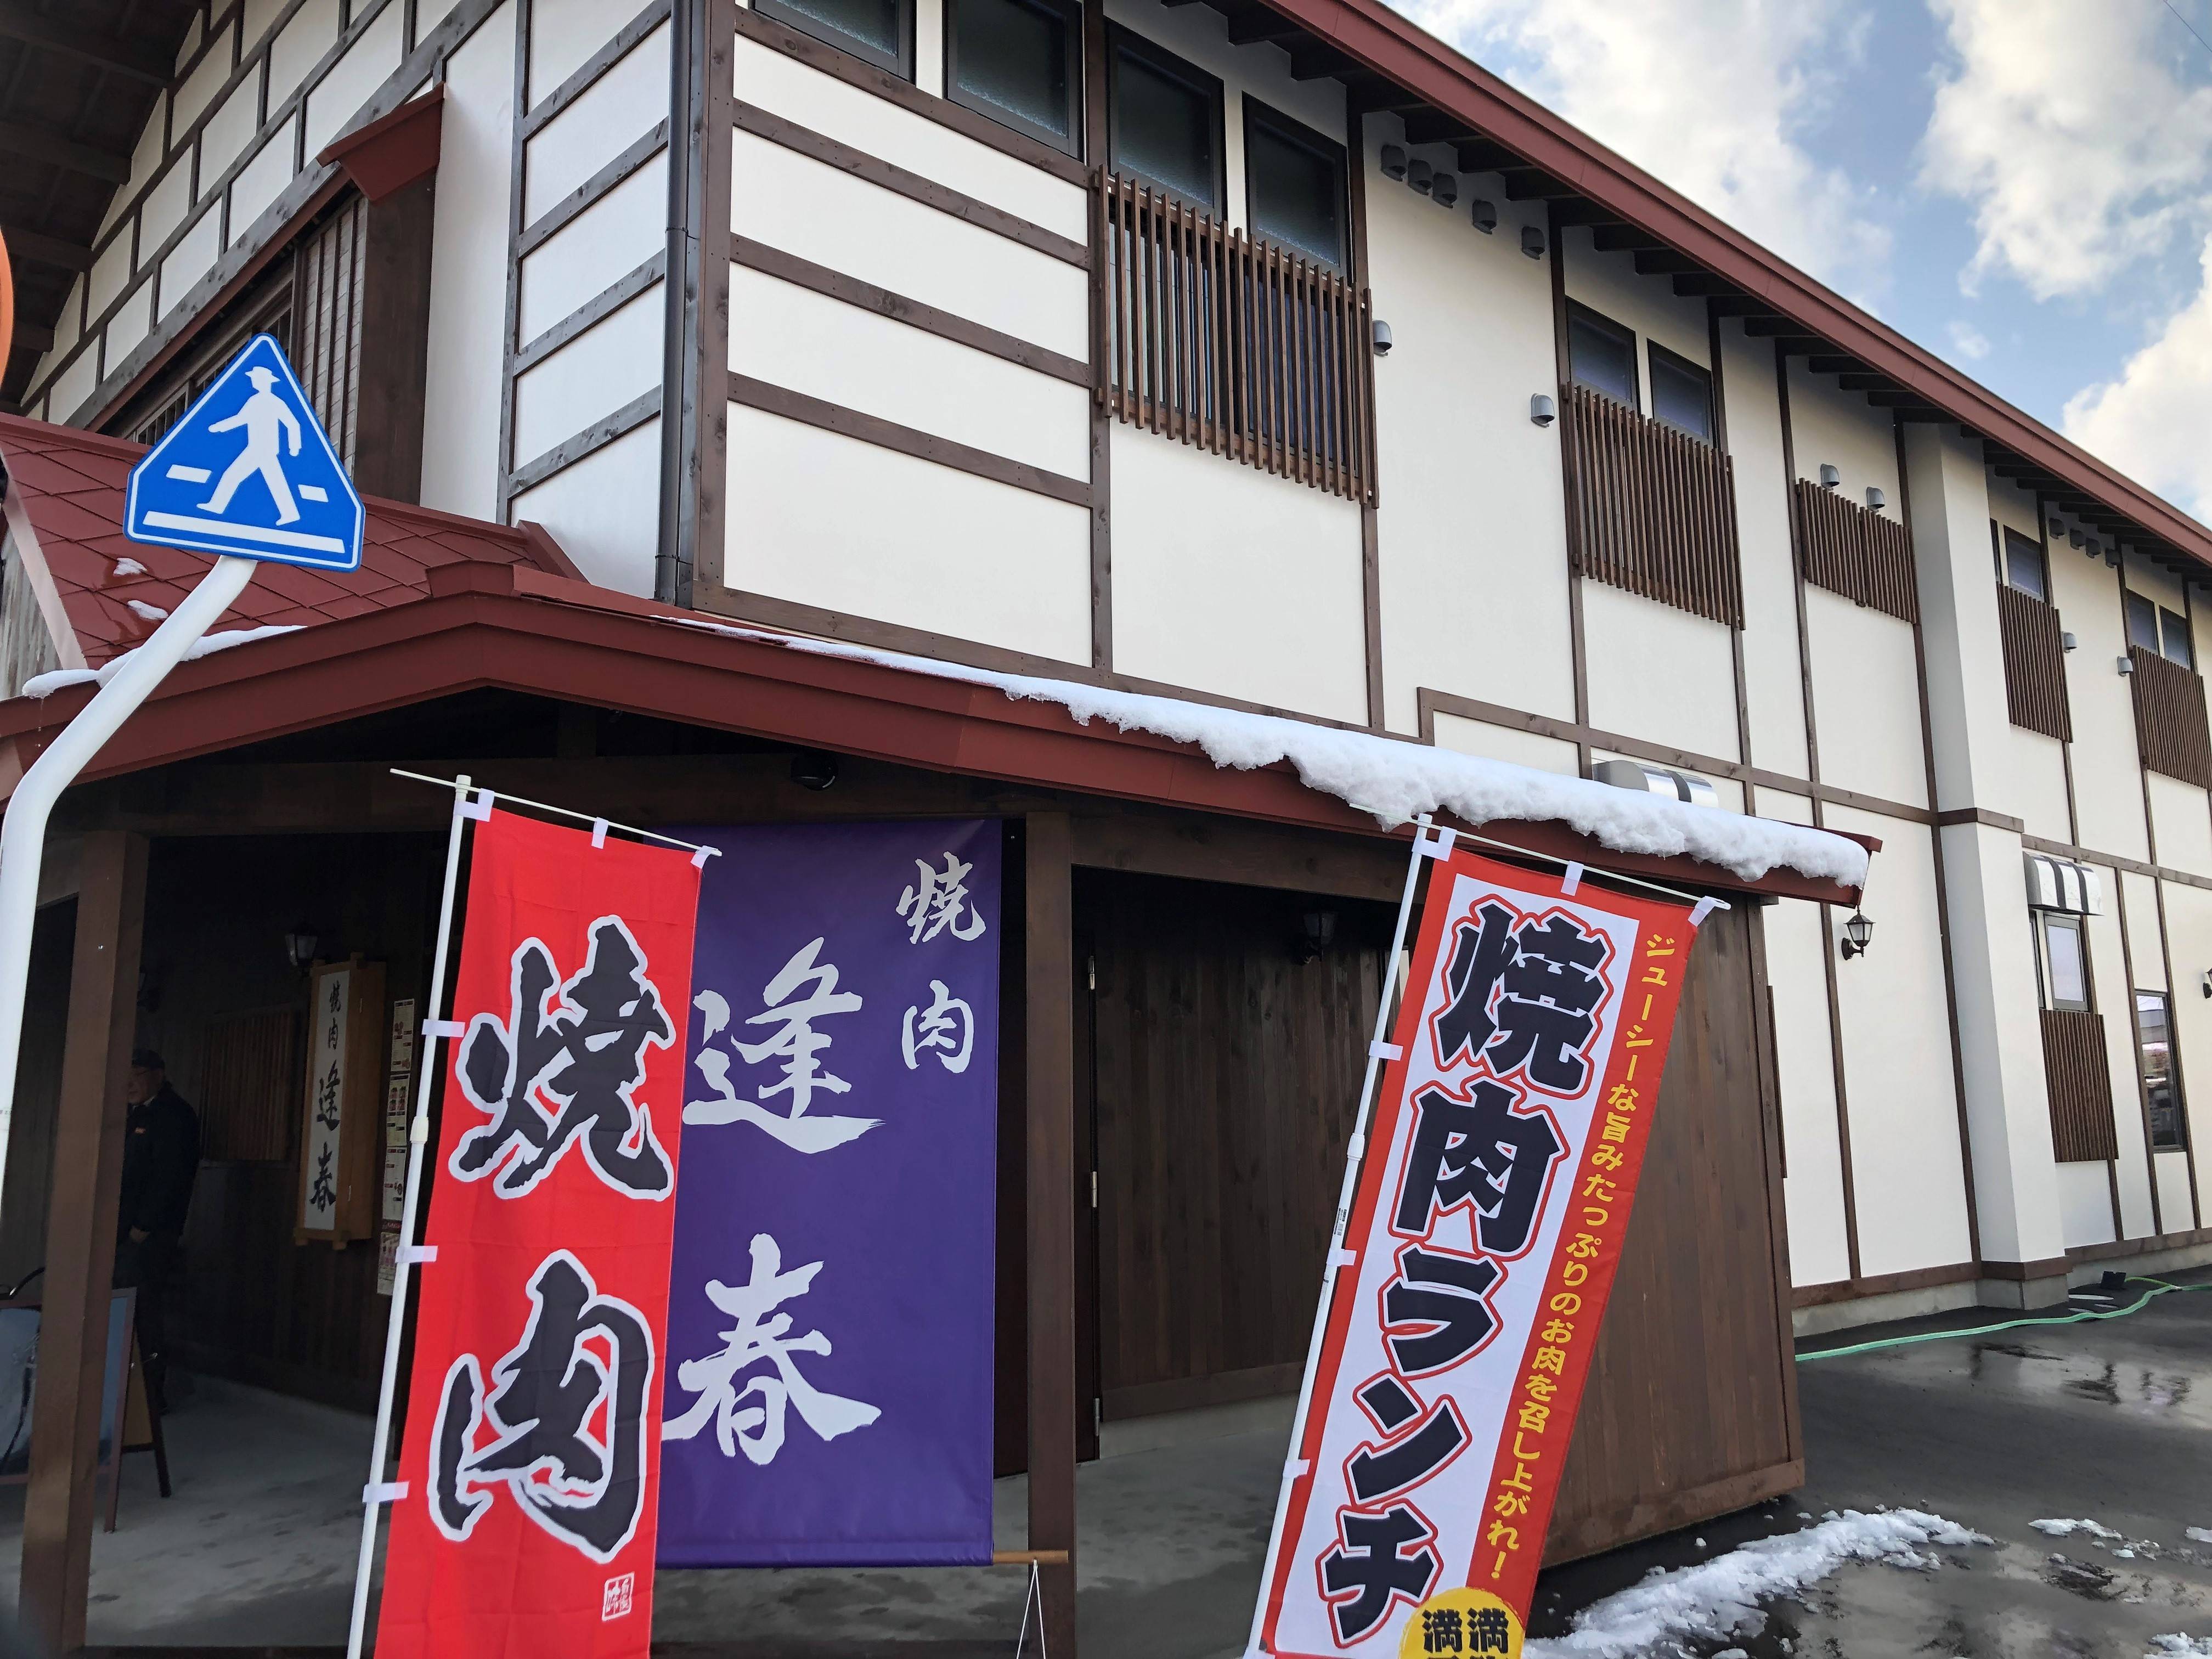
654 820 1001 1567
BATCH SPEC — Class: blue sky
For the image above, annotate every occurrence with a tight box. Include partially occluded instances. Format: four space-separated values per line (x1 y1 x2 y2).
1395 0 2212 523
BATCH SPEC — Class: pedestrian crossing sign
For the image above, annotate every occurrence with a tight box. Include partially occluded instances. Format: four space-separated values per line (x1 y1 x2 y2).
123 332 364 573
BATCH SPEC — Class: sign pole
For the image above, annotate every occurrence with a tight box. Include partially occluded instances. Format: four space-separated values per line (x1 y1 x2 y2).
346 773 475 1659
1243 815 1446 1659
0 554 256 1216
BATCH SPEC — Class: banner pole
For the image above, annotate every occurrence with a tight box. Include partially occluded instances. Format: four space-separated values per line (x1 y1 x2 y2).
1242 814 1446 1659
346 774 475 1659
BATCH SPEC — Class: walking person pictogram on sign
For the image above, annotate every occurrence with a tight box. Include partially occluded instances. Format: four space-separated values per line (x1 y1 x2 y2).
198 366 304 523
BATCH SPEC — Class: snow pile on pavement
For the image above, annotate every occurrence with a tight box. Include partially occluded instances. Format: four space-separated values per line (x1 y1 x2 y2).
676 619 1871 888
2033 1518 2124 1540
1526 1509 1990 1659
2186 1527 2212 1545
2147 1637 2212 1658
21 625 302 698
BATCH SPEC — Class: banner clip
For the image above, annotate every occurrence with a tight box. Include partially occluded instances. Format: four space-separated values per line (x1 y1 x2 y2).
1688 895 1725 926
1561 861 1583 896
691 845 720 869
1327 1248 1358 1271
1368 1039 1402 1063
1283 1458 1310 1480
422 1019 464 1040
1344 1132 1365 1163
1417 826 1458 860
364 1481 409 1505
590 818 609 849
397 1244 437 1266
458 788 494 821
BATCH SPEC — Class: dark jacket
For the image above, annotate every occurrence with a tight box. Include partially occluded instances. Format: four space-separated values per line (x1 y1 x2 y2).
118 1084 200 1239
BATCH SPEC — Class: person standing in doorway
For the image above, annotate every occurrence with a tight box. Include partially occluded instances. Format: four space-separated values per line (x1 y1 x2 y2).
115 1049 199 1413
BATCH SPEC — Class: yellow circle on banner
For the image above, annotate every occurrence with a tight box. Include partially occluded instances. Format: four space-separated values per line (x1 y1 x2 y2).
1398 1587 1524 1658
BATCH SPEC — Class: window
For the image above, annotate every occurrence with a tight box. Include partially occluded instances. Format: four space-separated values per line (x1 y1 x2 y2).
758 0 913 77
2001 527 2047 601
1566 301 1637 408
2135 991 2188 1149
1109 29 1223 215
2162 606 2194 669
1243 98 1347 268
2125 589 2195 666
2037 912 2090 1013
1647 343 1713 442
945 0 1079 154
2127 590 2161 654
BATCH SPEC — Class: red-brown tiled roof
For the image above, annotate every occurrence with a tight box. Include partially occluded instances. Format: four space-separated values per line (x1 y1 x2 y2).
0 414 578 667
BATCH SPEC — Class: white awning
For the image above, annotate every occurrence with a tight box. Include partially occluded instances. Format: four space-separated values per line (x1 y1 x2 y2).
2025 850 2103 915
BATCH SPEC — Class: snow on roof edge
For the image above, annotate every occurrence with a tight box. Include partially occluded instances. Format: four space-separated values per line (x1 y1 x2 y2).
672 618 1870 890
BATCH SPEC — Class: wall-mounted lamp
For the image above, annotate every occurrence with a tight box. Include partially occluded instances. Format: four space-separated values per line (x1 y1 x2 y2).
2070 529 2085 549
1380 143 1407 180
2086 538 2103 558
1520 224 1546 259
1471 198 1498 233
2107 548 2122 568
285 924 320 970
1818 463 1841 489
1408 157 1434 195
2062 630 2078 652
2118 655 2136 676
2200 968 2211 1000
1530 392 1556 427
1864 486 1886 511
1838 910 1874 961
789 749 840 791
2049 516 2064 539
1372 319 1393 357
1293 909 1338 965
1431 172 1459 208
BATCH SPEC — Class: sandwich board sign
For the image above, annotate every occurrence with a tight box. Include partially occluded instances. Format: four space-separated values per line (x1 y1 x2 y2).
124 333 363 572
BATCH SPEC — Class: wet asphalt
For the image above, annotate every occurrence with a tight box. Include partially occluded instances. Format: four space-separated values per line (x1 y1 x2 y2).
1527 1267 2212 1657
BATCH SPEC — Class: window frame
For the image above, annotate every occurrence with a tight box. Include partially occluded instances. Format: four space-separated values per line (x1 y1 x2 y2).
757 0 916 80
1564 298 1640 411
2035 911 2092 1014
1645 340 1715 444
2161 605 2194 669
2126 589 2162 655
1107 24 1227 218
2000 526 2049 601
943 0 1082 157
1240 94 1350 271
2134 989 2189 1151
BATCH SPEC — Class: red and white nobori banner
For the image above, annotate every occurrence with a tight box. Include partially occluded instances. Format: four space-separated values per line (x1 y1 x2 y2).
376 809 702 1659
1259 847 1705 1656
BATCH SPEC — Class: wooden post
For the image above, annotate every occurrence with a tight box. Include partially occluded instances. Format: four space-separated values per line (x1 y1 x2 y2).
1025 812 1079 1656
21 830 148 1654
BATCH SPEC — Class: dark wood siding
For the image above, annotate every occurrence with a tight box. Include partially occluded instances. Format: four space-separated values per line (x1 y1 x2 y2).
197 1008 301 1164
2041 1007 2119 1163
293 192 367 472
2129 645 2212 788
1562 382 1744 627
1997 582 2073 741
1795 477 1918 622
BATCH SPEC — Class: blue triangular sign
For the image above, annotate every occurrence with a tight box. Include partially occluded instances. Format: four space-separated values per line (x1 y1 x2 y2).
124 334 364 573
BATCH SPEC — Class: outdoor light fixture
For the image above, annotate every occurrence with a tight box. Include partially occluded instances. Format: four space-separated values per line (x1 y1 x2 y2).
1471 198 1498 233
1818 463 1841 489
1864 486 1886 511
1372 319 1393 356
1530 393 1556 427
2200 968 2211 1000
2119 656 2136 676
789 749 840 791
1408 157 1434 194
2049 516 2064 538
2070 529 2085 549
1431 172 1459 208
1380 143 1407 180
284 925 319 969
2086 538 2103 558
2062 630 2078 652
1294 909 1338 964
1839 910 1874 961
1520 224 1546 259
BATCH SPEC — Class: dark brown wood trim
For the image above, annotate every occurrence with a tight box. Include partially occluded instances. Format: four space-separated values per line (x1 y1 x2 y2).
1713 303 1754 808
1548 202 1589 775
516 120 671 258
494 0 531 515
2036 492 2084 844
2021 831 2212 895
728 370 1091 505
1024 812 1079 1657
515 251 667 372
1935 806 2024 832
1790 1259 1979 1310
691 0 736 610
1542 1459 1805 1570
2113 861 2166 1237
1351 111 1384 729
1102 1360 1302 1421
1068 812 1405 901
522 0 673 135
1082 0 1112 674
735 101 1089 267
2064 1224 2212 1265
1898 417 1983 1266
509 387 662 494
733 235 1088 383
1819 901 1861 1282
1745 908 1804 1465
695 584 1097 676
20 831 148 1654
730 0 1092 187
1980 1253 2072 1283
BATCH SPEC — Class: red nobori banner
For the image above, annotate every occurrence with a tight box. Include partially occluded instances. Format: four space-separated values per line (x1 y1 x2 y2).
376 810 702 1658
1260 847 1704 1656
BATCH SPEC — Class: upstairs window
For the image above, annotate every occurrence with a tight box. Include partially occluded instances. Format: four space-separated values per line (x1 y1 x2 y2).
2036 912 2089 1013
2163 605 2194 669
2136 991 2188 1150
945 0 1079 155
1243 98 1346 268
759 0 913 77
1109 29 1223 216
2127 590 2159 654
1647 343 1713 443
2126 589 2194 667
1566 301 1637 409
2001 527 2047 601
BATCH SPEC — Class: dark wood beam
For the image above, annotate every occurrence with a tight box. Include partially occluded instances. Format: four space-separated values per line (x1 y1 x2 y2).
1889 407 1949 423
1401 110 1476 146
1670 274 1739 298
0 5 175 83
1500 167 1578 200
1631 249 1701 276
0 119 131 183
1773 336 1828 357
1805 354 1869 376
1740 316 1806 338
1288 40 1355 80
1836 374 1897 392
9 319 52 354
1707 295 1781 319
0 222 94 272
1590 225 1667 253
1546 199 1623 229
1452 137 1521 174
1224 4 1306 44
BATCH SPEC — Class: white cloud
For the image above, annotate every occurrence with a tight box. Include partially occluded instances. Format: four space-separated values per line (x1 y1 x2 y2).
1948 320 1991 360
2064 234 2212 523
1395 0 1892 300
1921 0 2212 300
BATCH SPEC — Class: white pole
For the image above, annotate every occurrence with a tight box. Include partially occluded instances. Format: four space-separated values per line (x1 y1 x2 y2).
1243 815 1440 1659
347 773 475 1659
0 553 256 1222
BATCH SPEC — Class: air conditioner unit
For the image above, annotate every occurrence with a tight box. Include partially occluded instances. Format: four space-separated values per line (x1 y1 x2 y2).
1592 758 1719 808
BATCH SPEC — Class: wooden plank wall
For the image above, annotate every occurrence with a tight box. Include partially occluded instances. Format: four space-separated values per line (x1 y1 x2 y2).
0 900 77 1291
1996 582 2072 742
2041 1006 2119 1163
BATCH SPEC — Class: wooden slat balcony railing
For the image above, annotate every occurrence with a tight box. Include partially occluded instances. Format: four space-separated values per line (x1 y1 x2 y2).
1996 583 2072 742
1793 478 1918 623
1560 383 1743 627
1099 174 1375 505
2129 645 2212 787
2040 1007 2117 1162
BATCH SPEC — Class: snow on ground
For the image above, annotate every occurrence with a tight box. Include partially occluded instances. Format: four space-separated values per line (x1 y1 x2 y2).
21 625 302 698
2188 1527 2212 1544
2032 1518 2124 1539
2147 1638 2212 1657
1526 1509 1990 1659
674 619 1870 888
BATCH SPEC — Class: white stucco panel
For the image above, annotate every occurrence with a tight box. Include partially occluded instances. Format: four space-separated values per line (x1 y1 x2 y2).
2154 1150 2198 1232
511 287 665 468
1768 896 1850 1289
305 3 407 159
1580 581 1740 763
1430 712 1578 777
523 21 670 225
2056 541 2151 862
1720 318 1809 779
2052 1160 2116 1249
529 0 628 101
228 116 301 247
1804 588 1927 809
510 418 662 597
2149 772 2212 878
517 154 668 343
270 0 343 114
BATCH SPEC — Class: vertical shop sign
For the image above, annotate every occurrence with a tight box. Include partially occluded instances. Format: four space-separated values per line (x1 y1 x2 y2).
298 957 383 1244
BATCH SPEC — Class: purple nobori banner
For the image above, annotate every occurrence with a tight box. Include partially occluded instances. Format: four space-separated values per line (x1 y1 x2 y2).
654 820 1001 1568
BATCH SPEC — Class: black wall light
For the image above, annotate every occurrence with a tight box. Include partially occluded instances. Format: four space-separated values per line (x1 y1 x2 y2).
789 749 840 791
1839 910 1874 961
1520 224 1545 259
1380 143 1407 180
1471 198 1497 233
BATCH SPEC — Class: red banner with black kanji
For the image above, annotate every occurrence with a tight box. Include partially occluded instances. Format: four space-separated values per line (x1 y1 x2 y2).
376 809 702 1658
1259 846 1705 1656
